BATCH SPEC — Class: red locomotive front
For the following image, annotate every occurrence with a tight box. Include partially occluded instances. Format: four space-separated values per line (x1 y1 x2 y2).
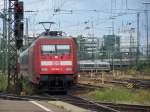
19 31 77 91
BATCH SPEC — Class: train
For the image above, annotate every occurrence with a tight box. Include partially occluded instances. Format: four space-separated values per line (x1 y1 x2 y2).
79 60 110 72
19 31 78 91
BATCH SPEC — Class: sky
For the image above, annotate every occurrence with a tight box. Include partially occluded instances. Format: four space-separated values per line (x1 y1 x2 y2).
0 0 150 45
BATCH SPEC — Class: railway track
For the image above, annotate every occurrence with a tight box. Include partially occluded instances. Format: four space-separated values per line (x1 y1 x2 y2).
81 78 150 89
111 79 150 89
76 83 103 89
0 92 120 112
0 92 150 112
43 93 121 112
97 102 150 112
79 72 150 89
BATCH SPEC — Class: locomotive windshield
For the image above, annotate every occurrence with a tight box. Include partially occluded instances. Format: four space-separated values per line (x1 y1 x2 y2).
41 44 70 55
41 45 55 54
57 45 70 55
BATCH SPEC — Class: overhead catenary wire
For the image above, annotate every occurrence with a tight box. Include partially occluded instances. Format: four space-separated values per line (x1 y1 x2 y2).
23 0 148 42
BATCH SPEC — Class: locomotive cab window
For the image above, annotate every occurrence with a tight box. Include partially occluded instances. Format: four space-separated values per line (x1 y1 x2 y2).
41 44 70 55
57 45 70 55
41 45 55 55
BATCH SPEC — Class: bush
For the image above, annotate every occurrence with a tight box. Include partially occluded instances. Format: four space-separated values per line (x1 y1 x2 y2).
21 76 35 95
0 74 7 92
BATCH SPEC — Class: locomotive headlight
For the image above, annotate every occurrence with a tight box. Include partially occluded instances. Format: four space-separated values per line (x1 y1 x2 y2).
41 68 48 71
65 68 72 71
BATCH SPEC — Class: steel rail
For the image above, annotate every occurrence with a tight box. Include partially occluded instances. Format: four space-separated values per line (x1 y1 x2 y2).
96 102 150 112
1 93 150 112
0 93 121 112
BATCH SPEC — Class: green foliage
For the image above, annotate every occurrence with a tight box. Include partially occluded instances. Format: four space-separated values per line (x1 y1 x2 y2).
88 88 150 105
91 88 134 102
143 67 150 73
134 90 150 104
0 74 7 92
21 76 35 95
136 61 150 71
23 82 34 95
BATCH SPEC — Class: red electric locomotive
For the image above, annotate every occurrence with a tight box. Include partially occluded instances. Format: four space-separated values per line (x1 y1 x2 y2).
19 31 78 91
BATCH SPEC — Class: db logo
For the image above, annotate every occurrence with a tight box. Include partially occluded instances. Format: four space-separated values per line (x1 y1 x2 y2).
53 61 60 65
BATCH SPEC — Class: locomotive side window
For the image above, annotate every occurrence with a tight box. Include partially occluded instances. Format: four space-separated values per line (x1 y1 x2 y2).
57 45 70 55
41 45 55 55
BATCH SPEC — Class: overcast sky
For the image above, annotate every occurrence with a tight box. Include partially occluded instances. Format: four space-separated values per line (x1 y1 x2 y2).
0 0 150 45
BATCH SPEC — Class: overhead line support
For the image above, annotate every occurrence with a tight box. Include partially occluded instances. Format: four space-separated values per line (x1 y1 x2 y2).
7 0 23 91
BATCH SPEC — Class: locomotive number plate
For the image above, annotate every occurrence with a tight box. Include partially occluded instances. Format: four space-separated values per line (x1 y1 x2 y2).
53 61 60 65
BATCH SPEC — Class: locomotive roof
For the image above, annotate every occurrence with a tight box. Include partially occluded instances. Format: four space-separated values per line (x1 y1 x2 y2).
37 31 68 39
38 35 68 39
20 35 75 56
20 38 71 56
19 30 76 58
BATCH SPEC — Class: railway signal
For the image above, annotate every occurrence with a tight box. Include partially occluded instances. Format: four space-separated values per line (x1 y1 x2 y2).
14 21 24 49
7 0 24 92
14 1 24 21
14 1 24 49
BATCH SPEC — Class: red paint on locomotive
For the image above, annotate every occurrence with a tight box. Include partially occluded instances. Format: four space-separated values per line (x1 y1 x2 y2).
19 36 77 88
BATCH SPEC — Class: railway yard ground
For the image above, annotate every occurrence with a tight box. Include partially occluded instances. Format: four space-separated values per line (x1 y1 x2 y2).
0 99 68 112
0 69 150 112
78 70 150 90
77 70 150 104
0 88 150 112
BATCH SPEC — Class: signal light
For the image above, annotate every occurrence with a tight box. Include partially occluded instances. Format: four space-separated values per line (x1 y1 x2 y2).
14 1 24 49
14 1 24 21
